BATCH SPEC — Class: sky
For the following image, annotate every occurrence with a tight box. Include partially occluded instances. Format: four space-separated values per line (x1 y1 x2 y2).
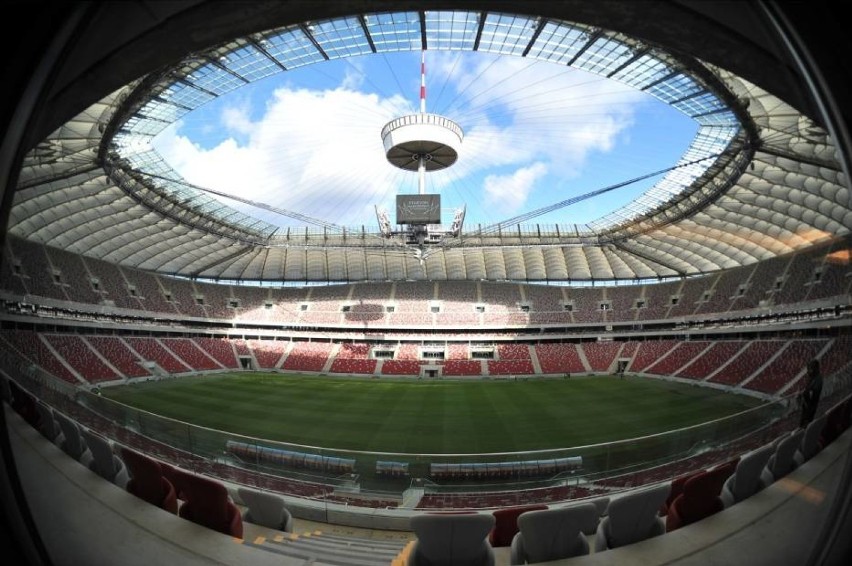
152 50 698 232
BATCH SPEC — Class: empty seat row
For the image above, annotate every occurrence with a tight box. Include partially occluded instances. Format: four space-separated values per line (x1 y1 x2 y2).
412 402 852 564
408 485 668 565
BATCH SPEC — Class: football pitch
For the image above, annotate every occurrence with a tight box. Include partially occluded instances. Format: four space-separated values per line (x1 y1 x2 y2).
100 373 763 454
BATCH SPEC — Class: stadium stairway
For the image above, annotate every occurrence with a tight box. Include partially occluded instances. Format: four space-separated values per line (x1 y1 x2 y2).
576 345 593 373
241 530 412 566
399 487 425 508
528 345 543 374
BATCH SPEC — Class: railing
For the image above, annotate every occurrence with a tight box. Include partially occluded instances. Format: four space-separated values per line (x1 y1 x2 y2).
71 382 790 498
6 355 851 511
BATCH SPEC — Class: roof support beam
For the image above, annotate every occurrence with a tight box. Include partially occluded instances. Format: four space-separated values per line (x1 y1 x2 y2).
358 15 377 53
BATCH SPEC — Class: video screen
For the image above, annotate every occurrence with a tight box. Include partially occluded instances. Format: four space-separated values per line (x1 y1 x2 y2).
396 194 441 224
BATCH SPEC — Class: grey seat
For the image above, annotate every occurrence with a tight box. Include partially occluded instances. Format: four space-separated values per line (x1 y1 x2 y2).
509 503 597 564
0 375 12 403
794 414 828 466
53 410 93 466
762 429 805 484
595 483 670 552
35 401 64 444
237 486 294 532
584 496 611 534
409 512 496 566
82 428 129 488
721 441 777 507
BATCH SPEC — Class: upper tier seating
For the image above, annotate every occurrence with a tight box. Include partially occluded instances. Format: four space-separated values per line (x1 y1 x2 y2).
2 234 848 328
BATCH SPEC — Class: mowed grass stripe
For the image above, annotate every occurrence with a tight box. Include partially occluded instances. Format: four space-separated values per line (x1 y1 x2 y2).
101 373 762 453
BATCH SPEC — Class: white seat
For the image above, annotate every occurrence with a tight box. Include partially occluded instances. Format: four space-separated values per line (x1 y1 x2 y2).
35 401 64 445
237 486 294 532
53 410 93 467
794 415 828 466
762 429 805 484
82 428 129 488
409 512 496 566
510 503 597 564
595 483 670 552
721 441 776 507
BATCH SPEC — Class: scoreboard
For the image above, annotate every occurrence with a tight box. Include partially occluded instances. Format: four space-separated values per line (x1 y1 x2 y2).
396 194 440 225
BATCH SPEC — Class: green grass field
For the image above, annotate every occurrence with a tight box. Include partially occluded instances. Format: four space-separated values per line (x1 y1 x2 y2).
100 373 764 454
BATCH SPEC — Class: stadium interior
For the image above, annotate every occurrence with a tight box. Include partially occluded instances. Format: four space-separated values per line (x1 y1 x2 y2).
2 2 852 565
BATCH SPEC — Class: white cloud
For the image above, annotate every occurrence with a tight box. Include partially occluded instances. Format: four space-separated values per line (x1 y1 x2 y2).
153 51 657 228
221 104 254 136
483 162 548 215
340 59 366 91
155 86 410 226
422 52 648 221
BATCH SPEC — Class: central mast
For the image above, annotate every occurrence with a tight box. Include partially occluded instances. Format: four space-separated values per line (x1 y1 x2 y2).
418 50 427 195
377 50 466 249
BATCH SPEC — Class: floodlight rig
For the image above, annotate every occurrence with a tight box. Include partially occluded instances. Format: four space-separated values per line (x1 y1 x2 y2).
377 51 465 252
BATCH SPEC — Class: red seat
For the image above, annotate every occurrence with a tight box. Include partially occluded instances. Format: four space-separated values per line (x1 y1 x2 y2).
489 504 548 547
820 397 852 448
8 380 41 429
666 462 736 531
119 447 178 514
661 471 701 516
177 472 243 538
159 461 191 501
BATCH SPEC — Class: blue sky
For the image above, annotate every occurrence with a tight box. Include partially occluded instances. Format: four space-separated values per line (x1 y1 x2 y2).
153 50 698 231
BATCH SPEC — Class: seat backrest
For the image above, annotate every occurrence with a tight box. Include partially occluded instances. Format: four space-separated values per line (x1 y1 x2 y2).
160 462 190 501
35 401 61 441
766 429 804 481
582 496 611 535
673 469 725 523
237 487 292 531
727 442 775 501
710 458 739 484
604 483 670 548
9 382 41 428
665 471 700 514
0 375 12 403
820 398 852 447
796 415 828 464
516 504 597 563
410 512 495 565
53 410 87 459
119 446 174 510
178 472 242 536
82 428 122 481
489 504 547 547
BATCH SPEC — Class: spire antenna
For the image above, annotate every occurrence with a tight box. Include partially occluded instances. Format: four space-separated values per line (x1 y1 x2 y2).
420 50 426 114
378 48 466 245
